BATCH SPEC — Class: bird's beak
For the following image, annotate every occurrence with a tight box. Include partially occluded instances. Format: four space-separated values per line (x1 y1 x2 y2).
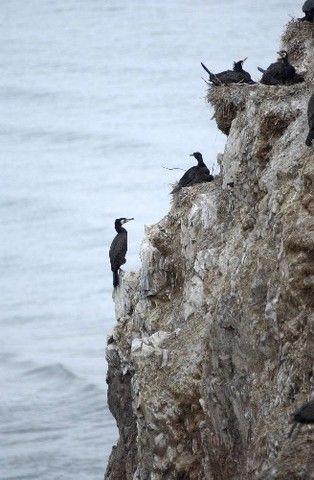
189 153 194 157
124 218 134 223
242 57 248 63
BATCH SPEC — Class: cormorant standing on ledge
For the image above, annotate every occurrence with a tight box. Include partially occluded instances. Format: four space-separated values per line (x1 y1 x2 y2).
288 399 314 437
201 58 255 85
300 0 314 22
171 152 213 194
306 93 314 146
109 218 134 288
258 50 304 85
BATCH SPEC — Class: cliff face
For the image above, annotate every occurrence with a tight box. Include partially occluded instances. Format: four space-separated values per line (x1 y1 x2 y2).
105 21 314 480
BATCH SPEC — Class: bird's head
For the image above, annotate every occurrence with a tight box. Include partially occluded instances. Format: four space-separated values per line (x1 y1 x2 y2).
277 50 288 60
190 152 203 163
233 57 247 71
115 218 134 228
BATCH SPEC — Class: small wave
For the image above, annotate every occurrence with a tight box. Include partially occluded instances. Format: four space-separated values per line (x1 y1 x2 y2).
3 475 40 480
24 363 78 381
1 425 66 435
0 197 33 209
0 125 94 144
0 351 16 362
0 86 64 102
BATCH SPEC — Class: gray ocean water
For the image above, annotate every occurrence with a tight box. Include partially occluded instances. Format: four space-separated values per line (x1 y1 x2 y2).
0 1 300 479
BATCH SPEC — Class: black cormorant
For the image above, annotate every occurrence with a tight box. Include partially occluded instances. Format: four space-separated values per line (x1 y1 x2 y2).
293 400 314 424
171 152 213 194
288 399 314 437
258 50 304 85
306 93 314 146
201 58 255 85
109 218 134 288
300 0 314 22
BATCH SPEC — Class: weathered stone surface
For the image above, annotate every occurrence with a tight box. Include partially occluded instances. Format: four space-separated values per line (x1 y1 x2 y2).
105 20 313 480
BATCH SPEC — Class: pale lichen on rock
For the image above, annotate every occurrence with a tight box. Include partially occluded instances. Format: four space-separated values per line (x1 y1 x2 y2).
105 20 313 480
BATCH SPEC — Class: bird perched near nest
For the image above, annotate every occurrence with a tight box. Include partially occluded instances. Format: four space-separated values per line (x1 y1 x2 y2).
171 152 213 194
288 399 314 437
306 93 314 146
109 217 134 288
299 0 314 22
258 50 304 85
201 58 255 86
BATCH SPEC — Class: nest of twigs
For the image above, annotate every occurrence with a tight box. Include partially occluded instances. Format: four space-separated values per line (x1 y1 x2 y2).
207 84 256 135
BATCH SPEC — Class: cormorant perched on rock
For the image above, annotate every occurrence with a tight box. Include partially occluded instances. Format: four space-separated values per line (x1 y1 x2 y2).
306 93 314 146
288 399 314 437
300 0 314 22
201 58 255 85
258 50 304 85
171 152 213 194
109 218 133 288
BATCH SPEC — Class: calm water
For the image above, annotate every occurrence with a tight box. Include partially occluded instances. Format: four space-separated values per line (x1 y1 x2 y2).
0 1 299 479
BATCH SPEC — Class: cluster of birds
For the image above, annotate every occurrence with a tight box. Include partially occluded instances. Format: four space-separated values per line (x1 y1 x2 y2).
108 0 314 433
109 1 313 290
201 50 305 87
200 1 314 87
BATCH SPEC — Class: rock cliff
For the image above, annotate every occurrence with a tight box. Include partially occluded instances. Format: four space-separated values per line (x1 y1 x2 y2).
105 20 314 480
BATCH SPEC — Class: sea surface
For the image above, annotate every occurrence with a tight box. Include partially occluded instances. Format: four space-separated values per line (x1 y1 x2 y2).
0 1 300 479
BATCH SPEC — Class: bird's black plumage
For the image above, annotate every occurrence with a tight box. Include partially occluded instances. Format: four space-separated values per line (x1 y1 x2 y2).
201 58 255 86
293 400 314 424
259 50 304 85
109 218 133 288
171 152 213 194
306 93 314 146
300 0 314 21
288 399 314 438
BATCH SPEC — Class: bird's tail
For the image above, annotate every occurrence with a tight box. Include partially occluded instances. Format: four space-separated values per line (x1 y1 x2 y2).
201 62 221 85
201 62 211 75
257 66 265 73
113 270 119 288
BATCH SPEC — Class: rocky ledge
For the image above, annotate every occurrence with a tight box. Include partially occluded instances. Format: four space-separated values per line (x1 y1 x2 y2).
105 20 313 480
